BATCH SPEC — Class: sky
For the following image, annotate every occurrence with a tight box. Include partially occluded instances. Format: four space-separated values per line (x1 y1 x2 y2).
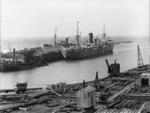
1 0 149 40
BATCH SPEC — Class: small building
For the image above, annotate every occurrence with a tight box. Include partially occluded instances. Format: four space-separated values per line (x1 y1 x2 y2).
46 82 66 93
15 82 27 94
140 73 150 86
76 86 96 109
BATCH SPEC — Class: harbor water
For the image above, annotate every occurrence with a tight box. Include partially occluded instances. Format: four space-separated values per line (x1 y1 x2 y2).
0 36 149 89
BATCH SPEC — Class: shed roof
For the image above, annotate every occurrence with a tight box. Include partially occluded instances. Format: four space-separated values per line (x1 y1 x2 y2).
83 86 96 93
76 86 96 97
141 73 150 76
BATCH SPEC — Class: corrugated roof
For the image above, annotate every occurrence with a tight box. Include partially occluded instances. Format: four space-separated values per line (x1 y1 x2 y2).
76 86 95 97
141 73 150 76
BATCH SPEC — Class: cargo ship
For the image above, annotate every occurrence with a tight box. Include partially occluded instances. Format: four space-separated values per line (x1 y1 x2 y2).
0 27 63 72
61 22 114 60
0 48 48 72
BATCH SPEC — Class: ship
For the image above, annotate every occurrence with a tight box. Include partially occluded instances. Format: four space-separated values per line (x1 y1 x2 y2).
61 22 114 60
0 27 63 72
0 48 48 72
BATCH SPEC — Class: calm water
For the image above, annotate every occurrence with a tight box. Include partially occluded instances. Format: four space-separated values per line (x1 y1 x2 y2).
0 36 149 89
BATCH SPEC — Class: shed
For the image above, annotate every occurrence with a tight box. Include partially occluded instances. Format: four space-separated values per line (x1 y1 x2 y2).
76 86 96 109
140 73 150 86
46 82 66 93
15 82 27 94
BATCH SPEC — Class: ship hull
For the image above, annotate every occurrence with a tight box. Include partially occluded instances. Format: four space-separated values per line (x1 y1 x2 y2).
0 64 19 72
0 62 48 72
61 44 114 60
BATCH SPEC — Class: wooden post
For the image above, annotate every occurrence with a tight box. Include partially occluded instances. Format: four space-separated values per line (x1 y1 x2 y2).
83 80 85 89
134 74 136 90
94 71 99 88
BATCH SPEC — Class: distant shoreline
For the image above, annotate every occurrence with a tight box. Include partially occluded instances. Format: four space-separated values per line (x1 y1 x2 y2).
114 40 133 44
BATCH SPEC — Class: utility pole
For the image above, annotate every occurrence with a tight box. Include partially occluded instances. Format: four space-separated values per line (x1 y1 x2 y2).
54 27 57 47
0 0 2 90
149 0 150 66
0 0 1 65
102 24 106 39
38 42 39 47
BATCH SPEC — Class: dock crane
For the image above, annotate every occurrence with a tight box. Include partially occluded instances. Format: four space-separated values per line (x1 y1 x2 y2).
137 45 144 67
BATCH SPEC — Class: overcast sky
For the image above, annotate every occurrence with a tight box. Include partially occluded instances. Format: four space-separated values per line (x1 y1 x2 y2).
1 0 149 40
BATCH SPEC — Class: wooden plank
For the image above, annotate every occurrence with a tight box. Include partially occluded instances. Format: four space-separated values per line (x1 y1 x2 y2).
29 90 50 98
137 104 145 113
0 96 52 111
121 93 150 100
107 79 140 103
0 104 23 111
49 90 62 97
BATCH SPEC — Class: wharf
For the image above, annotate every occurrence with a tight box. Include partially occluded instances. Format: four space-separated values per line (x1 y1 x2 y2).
0 65 150 113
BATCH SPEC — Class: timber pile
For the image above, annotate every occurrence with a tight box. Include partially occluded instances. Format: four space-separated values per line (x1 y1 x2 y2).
0 91 52 111
0 66 150 113
121 93 150 100
0 88 79 113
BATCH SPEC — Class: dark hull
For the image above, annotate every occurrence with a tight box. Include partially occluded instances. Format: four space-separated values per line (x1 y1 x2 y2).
0 62 48 72
0 50 63 72
0 64 19 72
61 44 114 60
43 51 63 63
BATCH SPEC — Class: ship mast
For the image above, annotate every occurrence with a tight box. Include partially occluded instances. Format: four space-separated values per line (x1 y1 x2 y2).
54 27 57 47
103 25 106 39
0 0 1 65
0 0 1 89
76 21 80 47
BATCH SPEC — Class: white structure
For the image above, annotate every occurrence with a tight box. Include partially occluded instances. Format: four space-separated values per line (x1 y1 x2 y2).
76 86 96 109
46 82 66 93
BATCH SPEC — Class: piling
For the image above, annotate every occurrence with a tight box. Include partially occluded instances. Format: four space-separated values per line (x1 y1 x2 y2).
12 48 15 64
83 80 86 89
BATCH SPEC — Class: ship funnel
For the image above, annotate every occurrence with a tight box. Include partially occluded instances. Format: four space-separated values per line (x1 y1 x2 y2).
66 38 69 46
12 48 15 63
89 33 93 43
